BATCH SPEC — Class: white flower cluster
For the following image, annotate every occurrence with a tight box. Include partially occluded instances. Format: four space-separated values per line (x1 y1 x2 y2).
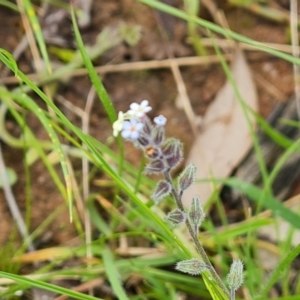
112 100 167 141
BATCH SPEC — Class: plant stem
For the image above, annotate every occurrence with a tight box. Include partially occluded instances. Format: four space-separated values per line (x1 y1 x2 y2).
230 288 235 300
163 170 230 298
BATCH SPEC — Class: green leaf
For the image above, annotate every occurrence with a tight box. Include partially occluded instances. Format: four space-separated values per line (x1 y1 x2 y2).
102 247 130 300
258 243 300 298
0 0 19 11
253 111 293 149
70 5 116 125
0 48 18 75
138 0 300 65
224 178 300 230
22 0 51 73
0 271 100 300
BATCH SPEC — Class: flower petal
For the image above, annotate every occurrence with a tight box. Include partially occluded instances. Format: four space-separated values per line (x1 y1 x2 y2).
121 130 131 139
154 115 167 127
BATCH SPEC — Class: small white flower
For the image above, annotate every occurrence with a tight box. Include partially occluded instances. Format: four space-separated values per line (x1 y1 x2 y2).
128 100 152 118
154 115 167 127
112 111 125 137
121 118 144 140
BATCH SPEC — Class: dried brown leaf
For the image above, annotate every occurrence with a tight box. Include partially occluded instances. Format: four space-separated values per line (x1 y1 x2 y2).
183 48 258 206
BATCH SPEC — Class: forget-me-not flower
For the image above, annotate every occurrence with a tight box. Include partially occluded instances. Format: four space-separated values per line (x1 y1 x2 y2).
128 100 152 118
121 118 144 140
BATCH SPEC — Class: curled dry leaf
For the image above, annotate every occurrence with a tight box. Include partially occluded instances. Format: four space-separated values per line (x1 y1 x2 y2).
182 48 258 206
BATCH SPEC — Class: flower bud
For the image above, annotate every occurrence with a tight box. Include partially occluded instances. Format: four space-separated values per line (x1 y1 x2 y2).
166 144 183 169
161 139 183 169
175 258 207 276
151 180 172 203
154 115 167 127
165 209 187 225
137 132 151 147
144 159 166 174
227 259 244 291
161 138 177 157
178 164 196 192
188 196 205 236
141 115 153 135
152 126 165 145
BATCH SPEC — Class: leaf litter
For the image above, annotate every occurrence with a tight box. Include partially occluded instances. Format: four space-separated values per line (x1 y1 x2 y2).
182 48 258 207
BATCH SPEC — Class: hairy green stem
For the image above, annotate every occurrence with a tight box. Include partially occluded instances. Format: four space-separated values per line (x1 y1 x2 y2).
163 170 230 298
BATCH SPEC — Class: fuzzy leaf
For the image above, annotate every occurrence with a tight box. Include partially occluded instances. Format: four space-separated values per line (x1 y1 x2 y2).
137 132 151 147
152 180 172 203
144 159 166 174
141 115 153 135
175 258 207 276
188 196 205 236
152 126 165 145
161 138 178 157
165 208 187 225
227 259 244 291
178 164 196 191
161 139 183 169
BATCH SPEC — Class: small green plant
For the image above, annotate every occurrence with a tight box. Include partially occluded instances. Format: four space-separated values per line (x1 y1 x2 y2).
1 0 300 299
113 100 244 300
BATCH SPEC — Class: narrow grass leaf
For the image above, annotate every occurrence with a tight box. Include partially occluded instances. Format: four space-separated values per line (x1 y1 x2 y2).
0 0 19 11
266 135 300 190
70 5 125 172
87 197 112 236
142 267 209 297
13 245 102 263
0 88 68 199
70 5 116 124
22 0 51 73
13 92 74 220
201 269 230 300
0 54 77 217
102 247 129 300
279 118 300 128
0 103 24 148
203 218 273 244
275 297 300 300
224 178 300 229
0 271 100 300
138 0 300 65
253 110 293 149
0 48 18 75
258 243 300 298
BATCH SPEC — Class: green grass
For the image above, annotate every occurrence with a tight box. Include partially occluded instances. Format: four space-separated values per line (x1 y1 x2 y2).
0 0 300 299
